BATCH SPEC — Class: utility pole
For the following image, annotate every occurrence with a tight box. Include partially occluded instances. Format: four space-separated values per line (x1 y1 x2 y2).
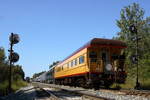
8 33 20 93
135 22 140 89
9 33 13 93
129 22 140 90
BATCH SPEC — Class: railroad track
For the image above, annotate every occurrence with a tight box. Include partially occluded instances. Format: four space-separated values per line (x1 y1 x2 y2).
42 88 60 100
32 82 113 100
34 86 60 100
34 86 51 100
32 82 150 100
120 89 150 98
99 88 150 98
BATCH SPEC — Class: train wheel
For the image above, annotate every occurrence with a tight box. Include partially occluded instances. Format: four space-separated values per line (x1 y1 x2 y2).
105 84 110 89
104 82 112 89
93 82 100 90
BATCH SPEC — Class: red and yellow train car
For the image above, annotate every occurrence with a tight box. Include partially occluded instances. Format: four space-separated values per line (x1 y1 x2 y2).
54 38 127 88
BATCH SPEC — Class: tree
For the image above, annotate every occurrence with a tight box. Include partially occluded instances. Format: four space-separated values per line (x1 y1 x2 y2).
32 71 46 79
0 47 9 83
115 3 150 61
116 3 145 54
0 45 26 96
49 61 60 69
0 65 9 83
0 46 25 82
115 2 150 81
12 65 25 81
0 47 6 65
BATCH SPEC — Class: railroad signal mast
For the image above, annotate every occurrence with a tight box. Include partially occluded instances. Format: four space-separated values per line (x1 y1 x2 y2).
129 22 140 90
8 33 20 93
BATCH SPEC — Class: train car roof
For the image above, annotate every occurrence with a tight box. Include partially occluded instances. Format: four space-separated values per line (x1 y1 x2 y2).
89 38 126 48
55 38 126 67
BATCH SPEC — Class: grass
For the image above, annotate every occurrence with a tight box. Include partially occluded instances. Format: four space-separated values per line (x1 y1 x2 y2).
111 83 121 90
0 81 9 97
120 78 136 89
140 79 150 90
111 77 150 90
12 80 28 92
0 80 28 98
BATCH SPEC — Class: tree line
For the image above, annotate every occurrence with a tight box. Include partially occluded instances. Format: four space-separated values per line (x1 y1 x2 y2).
0 47 25 97
32 61 59 79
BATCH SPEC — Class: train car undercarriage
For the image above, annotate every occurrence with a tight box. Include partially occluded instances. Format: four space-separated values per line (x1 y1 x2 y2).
54 71 126 89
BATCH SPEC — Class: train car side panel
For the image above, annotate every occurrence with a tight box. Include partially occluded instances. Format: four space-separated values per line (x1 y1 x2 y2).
54 48 88 79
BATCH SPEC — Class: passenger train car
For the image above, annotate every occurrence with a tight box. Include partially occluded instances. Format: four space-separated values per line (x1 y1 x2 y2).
34 38 127 89
54 38 127 88
35 67 55 83
45 66 55 83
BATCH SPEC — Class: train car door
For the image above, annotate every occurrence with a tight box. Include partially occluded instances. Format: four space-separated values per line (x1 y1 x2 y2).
101 50 108 72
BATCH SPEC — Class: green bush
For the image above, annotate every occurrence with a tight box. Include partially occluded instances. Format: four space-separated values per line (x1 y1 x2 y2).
0 80 28 97
111 83 121 90
0 81 9 97
139 79 150 90
12 79 28 92
119 77 136 89
116 75 150 90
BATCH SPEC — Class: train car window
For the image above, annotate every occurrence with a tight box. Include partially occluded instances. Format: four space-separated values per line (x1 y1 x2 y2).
89 51 97 62
46 72 50 76
111 54 118 62
62 65 63 70
71 61 73 67
79 56 84 64
56 67 61 72
67 63 69 68
101 50 108 62
75 59 77 66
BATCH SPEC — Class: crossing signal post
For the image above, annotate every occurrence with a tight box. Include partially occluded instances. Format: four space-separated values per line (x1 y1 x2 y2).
8 33 20 93
129 22 140 90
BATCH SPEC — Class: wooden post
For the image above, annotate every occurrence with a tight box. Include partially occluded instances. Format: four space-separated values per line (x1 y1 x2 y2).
9 33 13 93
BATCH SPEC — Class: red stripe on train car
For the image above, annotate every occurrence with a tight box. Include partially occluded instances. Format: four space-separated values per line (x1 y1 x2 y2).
91 44 126 48
56 44 91 66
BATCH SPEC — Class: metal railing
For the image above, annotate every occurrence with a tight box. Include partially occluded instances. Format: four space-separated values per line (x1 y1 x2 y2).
114 59 126 72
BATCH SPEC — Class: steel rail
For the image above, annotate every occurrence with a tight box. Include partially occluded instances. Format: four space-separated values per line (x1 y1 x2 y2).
99 88 150 98
32 82 114 100
61 88 114 100
42 88 60 100
120 89 150 98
